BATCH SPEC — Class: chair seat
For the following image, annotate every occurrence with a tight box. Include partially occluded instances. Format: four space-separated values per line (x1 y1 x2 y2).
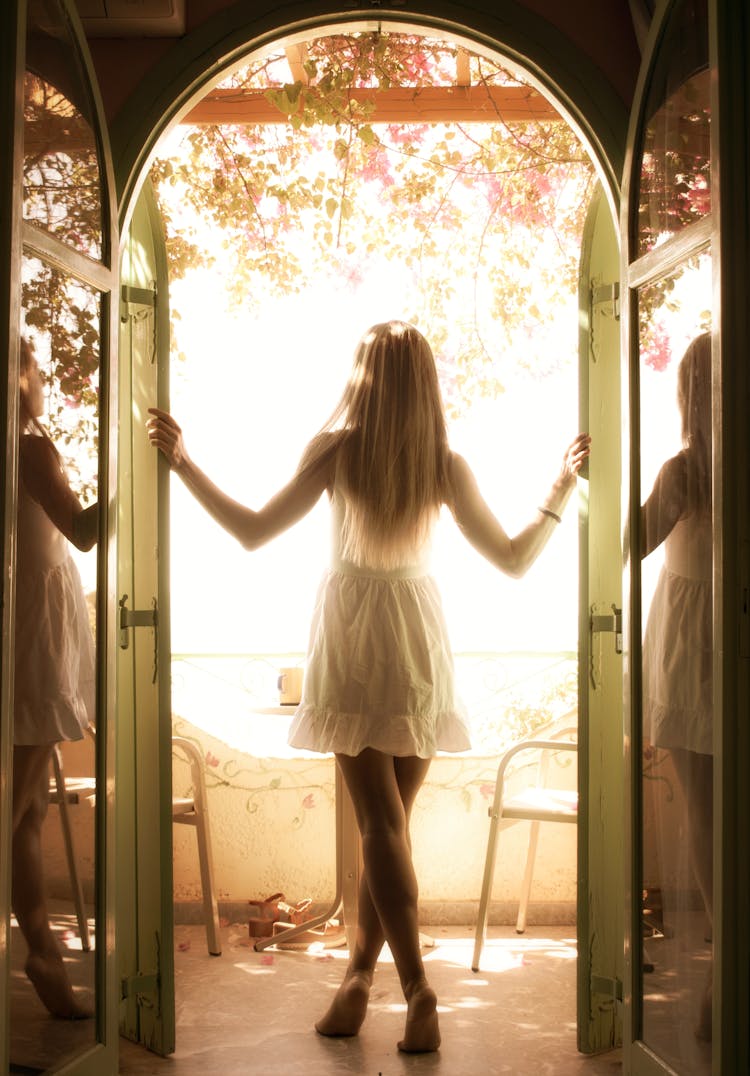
501 787 578 822
473 731 579 970
49 776 97 806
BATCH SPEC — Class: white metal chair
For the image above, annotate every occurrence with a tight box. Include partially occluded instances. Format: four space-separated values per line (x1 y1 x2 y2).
48 742 97 951
172 736 222 956
50 733 222 956
472 730 578 972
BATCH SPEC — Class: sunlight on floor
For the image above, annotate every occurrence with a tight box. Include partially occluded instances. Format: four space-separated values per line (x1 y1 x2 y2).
116 923 622 1076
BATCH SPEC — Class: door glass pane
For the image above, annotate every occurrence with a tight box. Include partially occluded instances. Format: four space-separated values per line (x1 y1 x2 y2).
10 254 99 1070
638 251 712 1072
24 1 103 258
637 0 709 256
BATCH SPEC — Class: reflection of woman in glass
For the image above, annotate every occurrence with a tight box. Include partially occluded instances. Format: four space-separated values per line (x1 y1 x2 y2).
12 338 97 1018
641 331 712 1039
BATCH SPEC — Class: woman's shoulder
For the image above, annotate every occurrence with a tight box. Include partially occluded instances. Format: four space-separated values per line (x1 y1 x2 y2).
655 451 689 494
19 432 59 476
298 429 347 491
443 450 474 504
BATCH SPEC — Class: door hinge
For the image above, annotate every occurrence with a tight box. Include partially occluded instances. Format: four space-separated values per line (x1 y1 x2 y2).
121 281 157 363
591 975 623 1003
591 281 620 320
119 594 160 683
121 284 156 308
119 594 158 648
121 970 159 1003
590 603 622 654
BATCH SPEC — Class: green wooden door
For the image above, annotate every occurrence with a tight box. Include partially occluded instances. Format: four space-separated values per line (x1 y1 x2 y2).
117 180 174 1056
1 0 119 1072
0 4 118 1071
620 0 750 1072
577 183 625 1054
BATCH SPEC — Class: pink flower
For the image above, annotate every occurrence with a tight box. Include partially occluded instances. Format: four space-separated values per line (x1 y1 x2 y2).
479 783 495 800
302 793 315 809
205 751 220 768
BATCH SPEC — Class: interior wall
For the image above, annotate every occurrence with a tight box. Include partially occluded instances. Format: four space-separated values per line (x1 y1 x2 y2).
80 0 641 125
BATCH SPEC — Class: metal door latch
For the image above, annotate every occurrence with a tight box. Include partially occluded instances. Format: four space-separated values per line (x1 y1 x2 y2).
590 604 622 654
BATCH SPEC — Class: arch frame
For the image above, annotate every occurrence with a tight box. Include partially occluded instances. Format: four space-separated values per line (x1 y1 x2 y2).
110 0 630 230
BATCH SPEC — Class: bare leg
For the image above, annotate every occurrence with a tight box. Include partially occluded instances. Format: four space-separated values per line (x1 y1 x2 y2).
12 745 92 1019
670 748 713 926
670 747 713 1040
330 749 439 1052
316 755 429 1038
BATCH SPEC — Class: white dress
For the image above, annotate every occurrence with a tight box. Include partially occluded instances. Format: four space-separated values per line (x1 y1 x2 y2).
14 475 95 745
288 491 471 758
642 511 712 756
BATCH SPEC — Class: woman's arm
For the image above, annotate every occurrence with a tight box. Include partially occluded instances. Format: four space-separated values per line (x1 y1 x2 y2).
447 432 590 579
146 407 330 549
20 436 98 551
640 453 687 558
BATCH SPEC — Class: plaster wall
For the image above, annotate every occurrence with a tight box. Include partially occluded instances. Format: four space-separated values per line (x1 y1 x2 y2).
44 713 578 924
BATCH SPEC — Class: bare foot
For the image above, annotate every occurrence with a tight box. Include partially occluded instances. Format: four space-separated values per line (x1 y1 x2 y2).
398 978 440 1053
25 952 93 1020
315 968 372 1037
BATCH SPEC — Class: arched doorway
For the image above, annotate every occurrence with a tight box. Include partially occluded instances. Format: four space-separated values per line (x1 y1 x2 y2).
114 10 625 1062
3 2 747 1074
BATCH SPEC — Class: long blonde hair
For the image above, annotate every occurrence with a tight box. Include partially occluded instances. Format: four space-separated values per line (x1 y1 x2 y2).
677 331 712 513
301 321 450 569
20 337 58 456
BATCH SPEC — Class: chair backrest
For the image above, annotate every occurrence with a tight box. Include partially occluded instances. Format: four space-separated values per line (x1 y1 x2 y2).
172 736 209 812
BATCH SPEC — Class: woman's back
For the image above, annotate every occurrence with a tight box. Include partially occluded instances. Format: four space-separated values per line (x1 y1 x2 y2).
329 486 433 579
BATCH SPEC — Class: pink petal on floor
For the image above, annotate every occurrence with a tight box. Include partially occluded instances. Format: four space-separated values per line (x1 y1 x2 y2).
260 953 274 965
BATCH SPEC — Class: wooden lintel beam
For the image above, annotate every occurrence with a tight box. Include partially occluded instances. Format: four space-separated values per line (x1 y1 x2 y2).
182 84 559 126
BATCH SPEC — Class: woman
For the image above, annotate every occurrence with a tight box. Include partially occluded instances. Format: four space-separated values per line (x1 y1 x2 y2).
13 337 97 1018
641 331 713 1039
148 320 589 1051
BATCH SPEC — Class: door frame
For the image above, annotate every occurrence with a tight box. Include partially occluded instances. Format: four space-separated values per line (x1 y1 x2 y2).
619 0 750 1072
0 0 120 1071
109 1 628 228
0 4 25 1062
111 4 633 1059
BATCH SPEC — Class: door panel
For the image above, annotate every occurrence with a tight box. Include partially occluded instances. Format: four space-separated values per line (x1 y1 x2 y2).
622 1 718 1072
117 180 174 1056
577 183 624 1053
2 0 119 1072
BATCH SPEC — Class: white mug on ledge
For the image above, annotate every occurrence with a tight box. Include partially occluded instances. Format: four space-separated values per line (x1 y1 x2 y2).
277 667 303 706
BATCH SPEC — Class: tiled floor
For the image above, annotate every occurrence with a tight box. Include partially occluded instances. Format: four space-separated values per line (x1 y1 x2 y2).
10 916 623 1075
119 922 622 1076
